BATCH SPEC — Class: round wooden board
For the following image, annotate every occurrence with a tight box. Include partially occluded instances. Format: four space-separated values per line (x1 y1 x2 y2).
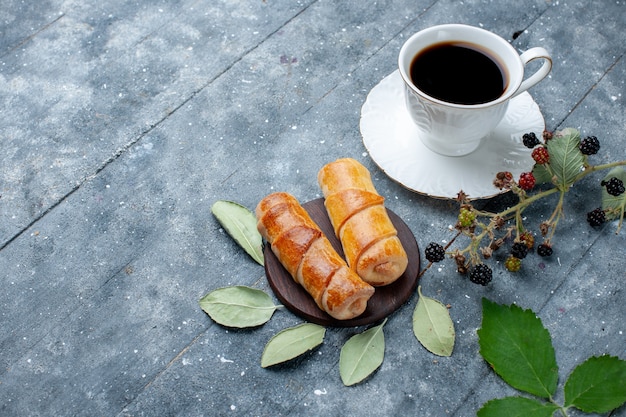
263 198 421 327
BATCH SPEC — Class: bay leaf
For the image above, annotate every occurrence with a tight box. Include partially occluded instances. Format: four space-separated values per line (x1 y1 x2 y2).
261 323 326 368
211 200 264 265
564 355 626 413
339 319 387 386
478 298 558 399
412 286 455 356
477 396 559 417
199 286 276 328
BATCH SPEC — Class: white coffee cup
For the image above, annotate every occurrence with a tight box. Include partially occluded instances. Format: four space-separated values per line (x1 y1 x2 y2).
398 24 552 156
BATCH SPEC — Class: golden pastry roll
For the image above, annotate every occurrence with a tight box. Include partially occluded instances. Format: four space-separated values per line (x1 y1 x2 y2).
256 192 374 320
318 158 408 286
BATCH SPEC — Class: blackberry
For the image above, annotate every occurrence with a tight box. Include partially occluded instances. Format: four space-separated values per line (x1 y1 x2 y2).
510 242 529 259
601 177 625 196
425 242 446 263
505 256 522 272
522 132 540 148
579 136 600 155
537 243 553 257
518 172 536 191
586 207 606 227
469 264 493 286
531 146 550 164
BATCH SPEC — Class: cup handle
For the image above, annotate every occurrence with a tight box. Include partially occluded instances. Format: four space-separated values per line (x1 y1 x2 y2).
513 47 552 97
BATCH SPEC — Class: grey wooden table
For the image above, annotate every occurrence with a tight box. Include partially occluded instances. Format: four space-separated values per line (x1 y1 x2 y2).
1 1 625 416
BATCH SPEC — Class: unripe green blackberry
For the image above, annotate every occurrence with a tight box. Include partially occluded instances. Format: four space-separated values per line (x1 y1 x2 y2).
458 208 476 228
424 242 446 263
469 264 492 286
505 256 522 272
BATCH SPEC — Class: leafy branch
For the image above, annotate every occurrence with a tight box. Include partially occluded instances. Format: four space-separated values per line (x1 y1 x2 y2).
423 128 626 283
477 299 626 416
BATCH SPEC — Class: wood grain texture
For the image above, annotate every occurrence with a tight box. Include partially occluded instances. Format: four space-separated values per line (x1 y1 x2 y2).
2 0 625 415
264 198 420 327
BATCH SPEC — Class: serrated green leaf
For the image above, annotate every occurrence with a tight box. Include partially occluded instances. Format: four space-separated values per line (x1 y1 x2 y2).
261 323 326 368
339 319 387 386
478 299 558 399
413 286 455 356
564 355 626 413
477 396 559 417
199 286 277 328
601 168 626 227
211 200 264 265
547 128 585 189
532 163 553 185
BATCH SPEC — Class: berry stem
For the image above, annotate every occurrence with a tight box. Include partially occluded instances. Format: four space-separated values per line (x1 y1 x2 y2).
614 200 625 234
454 189 558 266
547 396 570 417
574 160 626 183
514 205 525 240
493 187 561 219
543 190 566 242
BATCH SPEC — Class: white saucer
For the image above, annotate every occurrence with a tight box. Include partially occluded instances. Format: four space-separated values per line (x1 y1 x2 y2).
360 70 545 200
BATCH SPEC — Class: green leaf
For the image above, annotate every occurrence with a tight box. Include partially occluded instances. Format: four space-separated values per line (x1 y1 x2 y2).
199 286 277 328
564 355 626 413
547 128 585 189
339 319 387 386
478 299 558 399
532 163 553 185
601 167 626 228
412 286 455 356
477 396 559 417
211 200 264 265
261 323 326 368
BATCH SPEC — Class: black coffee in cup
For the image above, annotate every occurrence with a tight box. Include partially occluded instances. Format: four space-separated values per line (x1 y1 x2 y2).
409 42 507 105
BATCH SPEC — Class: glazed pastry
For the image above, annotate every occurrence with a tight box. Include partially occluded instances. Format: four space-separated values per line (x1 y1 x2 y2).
256 192 375 320
318 158 408 286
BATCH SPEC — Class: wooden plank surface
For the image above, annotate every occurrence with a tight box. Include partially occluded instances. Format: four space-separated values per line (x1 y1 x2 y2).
1 0 624 416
